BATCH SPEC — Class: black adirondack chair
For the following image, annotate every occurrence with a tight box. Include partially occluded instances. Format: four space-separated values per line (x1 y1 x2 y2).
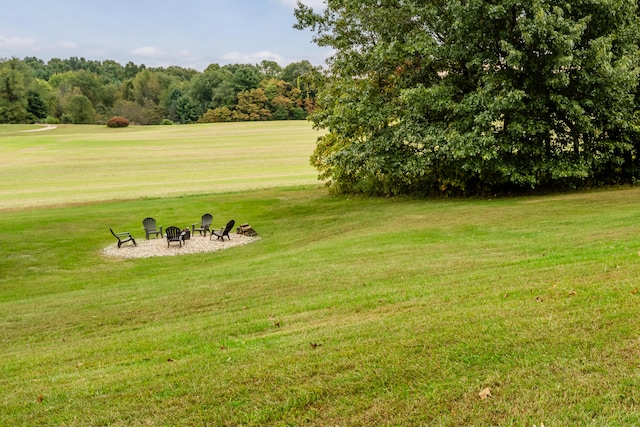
165 226 185 247
192 213 213 236
110 227 136 248
142 217 163 239
211 219 235 241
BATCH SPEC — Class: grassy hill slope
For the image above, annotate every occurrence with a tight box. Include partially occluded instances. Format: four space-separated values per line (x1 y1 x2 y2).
2 123 640 425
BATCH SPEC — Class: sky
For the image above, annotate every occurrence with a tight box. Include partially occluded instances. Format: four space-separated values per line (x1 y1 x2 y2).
0 0 330 71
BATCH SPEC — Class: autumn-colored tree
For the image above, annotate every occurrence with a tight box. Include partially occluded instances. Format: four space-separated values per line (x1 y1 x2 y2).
234 88 271 121
198 107 233 123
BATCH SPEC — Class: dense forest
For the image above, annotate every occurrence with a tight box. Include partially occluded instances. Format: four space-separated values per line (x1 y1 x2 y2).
0 56 321 125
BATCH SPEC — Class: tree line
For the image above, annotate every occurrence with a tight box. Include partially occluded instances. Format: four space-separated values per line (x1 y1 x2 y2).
0 56 321 125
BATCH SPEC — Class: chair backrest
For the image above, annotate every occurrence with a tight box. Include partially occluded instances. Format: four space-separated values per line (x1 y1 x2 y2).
142 217 156 231
201 213 213 227
109 227 119 240
165 226 181 238
223 219 236 235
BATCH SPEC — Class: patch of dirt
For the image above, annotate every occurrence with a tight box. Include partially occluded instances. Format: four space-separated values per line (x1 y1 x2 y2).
21 125 57 132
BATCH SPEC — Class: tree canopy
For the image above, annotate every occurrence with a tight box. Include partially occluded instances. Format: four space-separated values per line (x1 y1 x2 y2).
0 57 320 125
296 0 640 195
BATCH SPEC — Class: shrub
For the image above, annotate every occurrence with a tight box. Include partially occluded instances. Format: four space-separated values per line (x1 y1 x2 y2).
198 107 233 123
106 116 130 128
160 119 173 125
44 116 60 125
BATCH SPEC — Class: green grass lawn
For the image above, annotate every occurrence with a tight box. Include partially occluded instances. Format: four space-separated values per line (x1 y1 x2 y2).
2 123 640 425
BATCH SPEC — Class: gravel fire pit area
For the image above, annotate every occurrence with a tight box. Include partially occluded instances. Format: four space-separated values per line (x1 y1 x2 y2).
103 234 260 259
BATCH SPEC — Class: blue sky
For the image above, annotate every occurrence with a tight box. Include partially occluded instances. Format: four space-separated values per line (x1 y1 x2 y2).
0 0 329 70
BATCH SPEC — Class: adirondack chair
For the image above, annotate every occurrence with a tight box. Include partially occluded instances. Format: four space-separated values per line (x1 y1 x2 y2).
211 219 235 241
192 213 213 236
142 217 163 239
165 226 185 247
110 227 136 248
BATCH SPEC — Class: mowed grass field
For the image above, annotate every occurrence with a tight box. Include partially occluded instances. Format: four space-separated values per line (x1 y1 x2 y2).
2 122 640 426
0 122 322 210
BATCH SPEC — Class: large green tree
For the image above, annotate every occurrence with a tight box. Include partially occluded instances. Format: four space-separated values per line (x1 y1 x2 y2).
49 70 107 114
65 93 96 124
229 64 262 92
280 60 315 87
297 0 640 195
0 58 31 123
131 69 162 106
189 65 229 115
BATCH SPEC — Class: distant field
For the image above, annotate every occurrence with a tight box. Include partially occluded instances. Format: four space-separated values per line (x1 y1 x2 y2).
0 122 323 210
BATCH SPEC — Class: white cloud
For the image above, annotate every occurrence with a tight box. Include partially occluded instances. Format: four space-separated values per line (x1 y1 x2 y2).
0 35 36 49
276 0 324 9
221 50 285 65
57 41 77 49
131 46 166 58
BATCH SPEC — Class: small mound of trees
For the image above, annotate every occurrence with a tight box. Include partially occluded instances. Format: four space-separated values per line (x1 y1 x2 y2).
106 116 129 128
